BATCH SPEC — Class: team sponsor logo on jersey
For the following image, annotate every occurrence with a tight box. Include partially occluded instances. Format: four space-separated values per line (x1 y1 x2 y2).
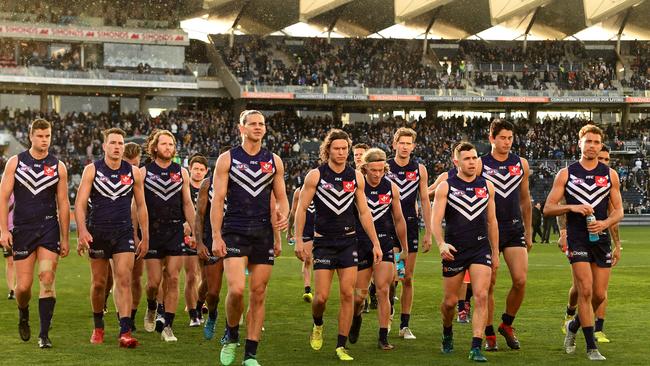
443 265 464 273
595 176 608 187
120 175 133 185
236 163 249 171
99 176 109 182
571 178 584 185
314 258 331 265
405 171 417 181
43 165 55 177
19 165 30 172
508 165 521 176
474 187 488 198
321 182 333 190
343 181 355 192
569 250 588 258
483 166 497 175
452 190 465 197
226 247 241 254
378 194 391 204
170 172 181 183
260 161 273 173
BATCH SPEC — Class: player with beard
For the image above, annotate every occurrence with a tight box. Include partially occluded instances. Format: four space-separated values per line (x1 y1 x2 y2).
141 130 195 342
544 125 623 361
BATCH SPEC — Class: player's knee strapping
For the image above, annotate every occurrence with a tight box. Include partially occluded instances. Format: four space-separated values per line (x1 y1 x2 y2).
38 259 56 294
355 288 369 300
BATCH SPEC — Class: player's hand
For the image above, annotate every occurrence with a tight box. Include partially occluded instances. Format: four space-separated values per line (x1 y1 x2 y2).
491 251 500 271
212 237 227 258
77 229 93 256
569 204 594 216
188 236 197 249
196 242 209 260
372 244 383 265
439 243 456 261
274 211 288 231
135 237 149 260
274 239 282 257
0 231 12 250
558 232 568 252
59 239 70 258
294 239 307 262
525 234 533 253
422 232 432 253
587 219 608 235
612 245 621 267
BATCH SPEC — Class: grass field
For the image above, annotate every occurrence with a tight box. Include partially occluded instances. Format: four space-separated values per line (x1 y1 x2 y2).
1 227 649 365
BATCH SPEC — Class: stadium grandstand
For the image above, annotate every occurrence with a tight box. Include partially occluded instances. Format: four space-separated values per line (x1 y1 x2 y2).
1 0 649 214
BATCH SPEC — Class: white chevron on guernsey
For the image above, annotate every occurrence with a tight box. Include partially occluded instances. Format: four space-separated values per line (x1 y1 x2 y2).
367 197 391 222
232 159 272 178
316 181 356 216
14 161 59 196
145 172 183 201
566 174 611 207
93 171 133 201
447 187 489 221
229 166 274 188
386 174 419 200
481 164 522 198
229 158 275 197
307 202 315 213
229 173 274 197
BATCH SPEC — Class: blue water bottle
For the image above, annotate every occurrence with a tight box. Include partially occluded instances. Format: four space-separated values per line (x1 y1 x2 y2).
586 214 599 242
395 253 405 279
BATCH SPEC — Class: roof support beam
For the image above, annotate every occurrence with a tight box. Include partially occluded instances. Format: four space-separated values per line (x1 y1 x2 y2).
523 6 540 52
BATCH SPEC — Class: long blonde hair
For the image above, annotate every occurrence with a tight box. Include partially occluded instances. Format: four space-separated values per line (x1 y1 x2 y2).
360 148 389 174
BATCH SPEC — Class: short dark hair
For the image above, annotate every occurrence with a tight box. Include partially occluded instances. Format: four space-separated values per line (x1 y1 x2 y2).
189 155 208 169
454 141 476 159
353 143 369 151
489 119 515 139
601 144 610 153
29 119 51 135
102 128 126 142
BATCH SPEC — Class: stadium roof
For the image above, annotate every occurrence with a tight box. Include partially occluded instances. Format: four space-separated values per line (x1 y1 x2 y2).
182 0 650 41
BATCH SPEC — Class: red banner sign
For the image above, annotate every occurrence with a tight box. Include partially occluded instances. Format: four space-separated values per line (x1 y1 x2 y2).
0 22 188 45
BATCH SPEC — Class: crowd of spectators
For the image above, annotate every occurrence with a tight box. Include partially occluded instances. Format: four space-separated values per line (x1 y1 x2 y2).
222 36 626 92
623 41 650 90
2 108 649 210
224 37 465 89
0 0 196 29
